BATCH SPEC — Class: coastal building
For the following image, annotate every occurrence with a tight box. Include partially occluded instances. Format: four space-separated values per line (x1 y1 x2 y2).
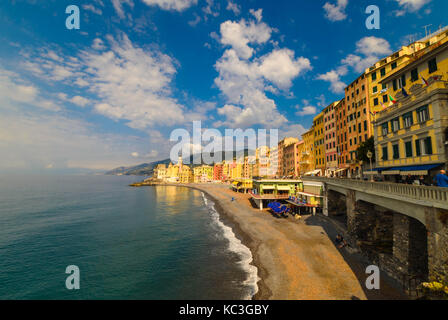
323 102 338 176
267 146 279 178
301 128 315 176
230 161 243 180
251 179 303 210
154 164 167 180
213 163 223 181
278 137 299 177
335 99 349 176
193 165 214 183
243 156 253 179
313 112 325 175
166 157 193 183
374 39 448 181
345 73 371 177
283 141 304 177
231 178 253 193
254 146 270 178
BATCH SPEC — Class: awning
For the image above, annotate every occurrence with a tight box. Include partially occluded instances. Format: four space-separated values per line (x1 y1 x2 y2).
276 186 291 191
383 164 442 176
364 171 379 175
335 168 348 173
262 186 275 190
304 170 321 176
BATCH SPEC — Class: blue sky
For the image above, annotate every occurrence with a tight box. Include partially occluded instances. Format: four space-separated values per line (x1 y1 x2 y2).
0 0 446 172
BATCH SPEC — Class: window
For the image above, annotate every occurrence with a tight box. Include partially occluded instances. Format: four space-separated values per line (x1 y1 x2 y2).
372 72 377 81
393 144 399 159
373 86 378 93
424 137 433 155
391 118 400 132
382 123 389 136
415 140 421 156
382 146 388 160
411 68 419 82
364 120 367 131
393 79 398 91
428 58 437 74
383 95 388 103
362 85 365 91
403 112 413 128
382 83 387 90
380 68 386 77
374 98 379 106
405 141 413 158
358 123 362 133
400 74 406 88
417 105 429 123
354 137 357 145
391 62 397 70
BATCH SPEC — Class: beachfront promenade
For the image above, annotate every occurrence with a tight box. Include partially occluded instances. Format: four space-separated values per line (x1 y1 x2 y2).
302 177 448 294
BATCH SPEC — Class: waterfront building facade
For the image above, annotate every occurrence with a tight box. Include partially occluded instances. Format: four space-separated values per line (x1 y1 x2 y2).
283 141 304 177
278 137 299 177
323 102 338 175
301 128 315 175
374 40 448 180
268 146 279 178
335 99 349 175
193 165 214 183
345 73 371 177
213 163 223 181
313 112 325 175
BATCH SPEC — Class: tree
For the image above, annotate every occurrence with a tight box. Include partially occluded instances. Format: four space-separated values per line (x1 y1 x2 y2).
356 136 376 163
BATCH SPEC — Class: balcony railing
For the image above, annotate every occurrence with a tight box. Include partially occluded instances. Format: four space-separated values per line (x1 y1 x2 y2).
303 177 448 209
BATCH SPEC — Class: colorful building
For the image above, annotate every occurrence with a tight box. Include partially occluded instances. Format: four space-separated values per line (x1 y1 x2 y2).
268 146 279 178
213 163 223 181
374 39 448 181
313 112 325 175
335 99 349 175
251 179 303 210
278 137 299 177
345 73 371 177
193 165 214 183
323 101 338 175
301 128 315 175
154 164 167 180
231 178 253 193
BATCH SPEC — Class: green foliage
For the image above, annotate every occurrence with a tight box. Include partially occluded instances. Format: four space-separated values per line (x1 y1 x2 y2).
356 136 376 163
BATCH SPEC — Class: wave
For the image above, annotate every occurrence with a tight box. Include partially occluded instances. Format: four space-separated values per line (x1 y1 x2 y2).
201 192 259 300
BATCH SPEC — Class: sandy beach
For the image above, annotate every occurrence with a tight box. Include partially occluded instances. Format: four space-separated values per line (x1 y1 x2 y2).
176 183 408 300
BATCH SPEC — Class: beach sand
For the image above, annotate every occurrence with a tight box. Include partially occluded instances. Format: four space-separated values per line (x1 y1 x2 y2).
180 183 408 300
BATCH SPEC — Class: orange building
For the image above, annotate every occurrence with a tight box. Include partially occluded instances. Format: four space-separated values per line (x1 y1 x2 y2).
344 73 371 178
323 101 339 175
336 99 349 175
283 141 304 177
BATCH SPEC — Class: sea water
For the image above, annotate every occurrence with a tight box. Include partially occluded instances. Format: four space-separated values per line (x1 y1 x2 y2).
0 175 258 300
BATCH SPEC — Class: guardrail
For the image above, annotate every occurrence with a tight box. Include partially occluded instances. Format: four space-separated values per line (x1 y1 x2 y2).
303 177 448 207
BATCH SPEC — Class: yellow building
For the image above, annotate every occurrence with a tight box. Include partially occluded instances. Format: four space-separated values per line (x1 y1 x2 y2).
166 157 193 183
254 146 270 178
243 156 253 179
366 28 448 118
193 165 214 183
313 112 325 174
301 128 315 175
374 39 448 181
231 178 253 193
231 162 244 180
153 164 167 180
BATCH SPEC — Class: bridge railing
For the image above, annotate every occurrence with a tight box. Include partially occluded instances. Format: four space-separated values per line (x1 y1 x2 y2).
303 177 448 207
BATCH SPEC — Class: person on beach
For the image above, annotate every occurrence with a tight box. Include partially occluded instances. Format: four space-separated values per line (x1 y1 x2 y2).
433 170 448 187
335 234 348 249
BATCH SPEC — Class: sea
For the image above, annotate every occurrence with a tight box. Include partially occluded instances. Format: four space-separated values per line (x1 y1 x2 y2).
0 174 258 300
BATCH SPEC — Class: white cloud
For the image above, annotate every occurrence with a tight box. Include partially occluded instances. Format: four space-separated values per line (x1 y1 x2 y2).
21 34 192 129
296 105 317 116
323 0 348 22
141 0 198 11
318 36 392 92
111 0 134 19
395 0 431 13
226 0 240 15
219 16 272 59
82 4 102 15
214 13 312 128
0 67 60 111
317 70 346 93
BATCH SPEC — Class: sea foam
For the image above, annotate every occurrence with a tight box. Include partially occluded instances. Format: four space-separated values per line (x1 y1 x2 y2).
201 192 259 300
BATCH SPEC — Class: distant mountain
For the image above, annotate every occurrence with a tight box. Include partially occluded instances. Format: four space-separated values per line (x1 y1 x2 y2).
106 149 254 176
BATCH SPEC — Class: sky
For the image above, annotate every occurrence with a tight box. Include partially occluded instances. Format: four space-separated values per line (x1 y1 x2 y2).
0 0 447 172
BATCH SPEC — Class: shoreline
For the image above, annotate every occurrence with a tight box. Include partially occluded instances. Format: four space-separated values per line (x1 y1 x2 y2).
144 183 408 300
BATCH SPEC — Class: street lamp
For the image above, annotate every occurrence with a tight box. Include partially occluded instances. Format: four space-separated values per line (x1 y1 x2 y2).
367 151 373 182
